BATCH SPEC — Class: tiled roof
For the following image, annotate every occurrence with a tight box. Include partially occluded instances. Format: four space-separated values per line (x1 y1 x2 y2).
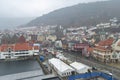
74 43 89 48
0 44 14 52
98 38 114 46
95 38 114 52
94 46 111 51
14 43 32 51
0 42 39 52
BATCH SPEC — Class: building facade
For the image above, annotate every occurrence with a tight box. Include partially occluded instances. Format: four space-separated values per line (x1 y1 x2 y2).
0 42 40 59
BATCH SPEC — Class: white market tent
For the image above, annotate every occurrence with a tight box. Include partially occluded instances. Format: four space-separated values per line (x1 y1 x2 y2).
70 62 90 74
56 53 68 61
48 58 74 77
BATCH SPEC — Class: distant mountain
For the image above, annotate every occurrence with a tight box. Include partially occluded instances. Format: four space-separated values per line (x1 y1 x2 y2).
0 17 34 30
24 0 120 28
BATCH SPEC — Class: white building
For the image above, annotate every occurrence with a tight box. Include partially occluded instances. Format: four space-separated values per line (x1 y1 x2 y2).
112 39 120 62
0 43 40 59
48 58 75 77
70 62 90 74
55 40 63 49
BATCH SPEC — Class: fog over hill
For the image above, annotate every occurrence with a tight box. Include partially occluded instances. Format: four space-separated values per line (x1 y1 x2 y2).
24 0 120 28
0 17 34 30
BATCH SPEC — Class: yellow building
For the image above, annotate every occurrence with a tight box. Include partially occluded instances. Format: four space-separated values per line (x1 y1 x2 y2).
46 35 57 42
37 35 45 42
93 38 114 62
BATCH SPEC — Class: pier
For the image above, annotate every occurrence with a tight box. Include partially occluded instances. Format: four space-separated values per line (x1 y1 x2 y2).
0 70 55 80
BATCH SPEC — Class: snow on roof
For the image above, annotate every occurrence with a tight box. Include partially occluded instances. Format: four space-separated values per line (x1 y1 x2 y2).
49 58 74 73
70 62 89 70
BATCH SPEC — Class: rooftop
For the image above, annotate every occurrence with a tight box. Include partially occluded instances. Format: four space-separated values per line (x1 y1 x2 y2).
98 38 114 46
0 42 39 52
49 58 74 73
70 62 89 71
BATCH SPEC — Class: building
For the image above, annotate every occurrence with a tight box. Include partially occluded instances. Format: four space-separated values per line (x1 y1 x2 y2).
68 41 79 51
0 42 40 59
48 58 75 77
111 39 120 62
46 35 57 42
87 47 93 57
62 40 68 50
70 62 90 74
93 38 114 62
74 43 89 56
37 35 46 42
55 40 63 50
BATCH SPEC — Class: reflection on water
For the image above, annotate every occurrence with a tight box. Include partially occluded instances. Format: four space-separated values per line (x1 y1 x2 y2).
0 60 41 76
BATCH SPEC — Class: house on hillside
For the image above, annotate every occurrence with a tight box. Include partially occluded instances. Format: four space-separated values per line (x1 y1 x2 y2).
37 35 45 42
46 35 57 42
68 40 79 51
62 40 68 50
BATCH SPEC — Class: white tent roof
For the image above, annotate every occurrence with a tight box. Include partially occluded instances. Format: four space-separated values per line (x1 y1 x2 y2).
49 58 74 73
70 62 89 71
56 53 68 60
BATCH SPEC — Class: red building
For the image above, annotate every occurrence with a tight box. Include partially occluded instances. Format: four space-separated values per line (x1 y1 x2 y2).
74 43 89 56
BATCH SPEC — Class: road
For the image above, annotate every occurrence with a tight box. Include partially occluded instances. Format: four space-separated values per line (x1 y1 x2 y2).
63 51 120 79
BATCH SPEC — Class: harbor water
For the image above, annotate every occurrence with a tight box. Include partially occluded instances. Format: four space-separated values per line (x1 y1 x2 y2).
0 59 42 76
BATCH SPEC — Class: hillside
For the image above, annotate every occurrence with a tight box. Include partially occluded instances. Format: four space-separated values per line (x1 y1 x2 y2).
24 0 120 28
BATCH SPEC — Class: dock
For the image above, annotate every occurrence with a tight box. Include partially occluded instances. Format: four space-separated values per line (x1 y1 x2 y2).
0 70 56 80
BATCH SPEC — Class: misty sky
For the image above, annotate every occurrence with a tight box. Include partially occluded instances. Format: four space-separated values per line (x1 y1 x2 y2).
0 0 107 18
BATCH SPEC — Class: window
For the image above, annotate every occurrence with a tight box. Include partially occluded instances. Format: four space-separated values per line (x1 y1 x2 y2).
8 48 12 52
5 56 11 59
15 53 29 55
67 72 68 75
112 54 117 58
66 73 67 76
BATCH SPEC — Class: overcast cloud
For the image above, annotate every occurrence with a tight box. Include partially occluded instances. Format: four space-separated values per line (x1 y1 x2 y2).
0 0 107 18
